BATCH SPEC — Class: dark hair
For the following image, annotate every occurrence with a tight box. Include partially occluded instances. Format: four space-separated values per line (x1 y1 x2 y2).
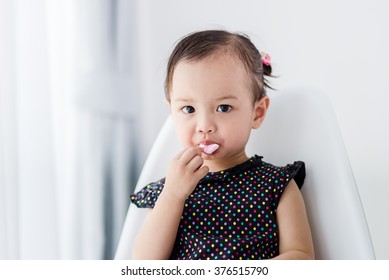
164 30 273 102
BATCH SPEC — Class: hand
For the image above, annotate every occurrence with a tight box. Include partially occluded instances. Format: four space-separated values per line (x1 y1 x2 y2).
163 147 209 201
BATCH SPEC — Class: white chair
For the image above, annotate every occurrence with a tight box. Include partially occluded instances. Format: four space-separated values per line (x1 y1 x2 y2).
115 87 375 260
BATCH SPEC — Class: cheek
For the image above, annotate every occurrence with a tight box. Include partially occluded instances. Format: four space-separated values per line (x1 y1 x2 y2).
222 115 252 142
174 120 194 147
228 112 253 131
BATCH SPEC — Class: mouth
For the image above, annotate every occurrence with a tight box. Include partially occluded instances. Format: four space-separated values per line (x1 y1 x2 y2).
198 143 220 155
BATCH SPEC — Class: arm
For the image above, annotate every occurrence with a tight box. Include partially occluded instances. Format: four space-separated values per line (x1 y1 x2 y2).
272 179 315 260
132 147 208 259
131 190 186 259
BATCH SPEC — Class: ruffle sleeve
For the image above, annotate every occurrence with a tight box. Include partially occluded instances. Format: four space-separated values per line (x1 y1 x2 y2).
283 161 306 189
130 178 165 208
259 159 306 210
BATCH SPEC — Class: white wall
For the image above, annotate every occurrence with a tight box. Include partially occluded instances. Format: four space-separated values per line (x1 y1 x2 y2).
133 0 389 259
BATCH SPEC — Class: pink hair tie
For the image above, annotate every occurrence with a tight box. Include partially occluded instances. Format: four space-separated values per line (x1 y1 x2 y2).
260 52 271 66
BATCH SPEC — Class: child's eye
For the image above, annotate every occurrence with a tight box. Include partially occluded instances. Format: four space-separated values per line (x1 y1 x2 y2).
217 104 232 113
182 106 195 114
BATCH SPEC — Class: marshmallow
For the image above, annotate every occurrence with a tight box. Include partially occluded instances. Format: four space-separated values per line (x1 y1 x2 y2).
199 143 220 155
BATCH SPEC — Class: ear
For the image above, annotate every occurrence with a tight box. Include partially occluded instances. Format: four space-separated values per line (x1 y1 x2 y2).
252 96 270 129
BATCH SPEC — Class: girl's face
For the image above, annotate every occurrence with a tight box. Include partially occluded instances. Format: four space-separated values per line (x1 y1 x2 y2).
168 52 269 171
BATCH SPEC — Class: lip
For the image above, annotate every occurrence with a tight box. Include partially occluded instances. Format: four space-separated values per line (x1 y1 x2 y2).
198 140 218 146
198 142 220 155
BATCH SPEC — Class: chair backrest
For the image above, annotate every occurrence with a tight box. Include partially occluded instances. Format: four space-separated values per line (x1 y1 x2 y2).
115 87 375 260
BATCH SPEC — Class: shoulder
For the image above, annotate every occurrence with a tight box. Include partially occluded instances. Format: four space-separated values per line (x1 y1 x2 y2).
253 155 306 189
249 155 306 209
130 178 166 208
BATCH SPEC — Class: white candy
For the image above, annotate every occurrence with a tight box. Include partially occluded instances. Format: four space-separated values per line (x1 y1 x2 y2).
199 143 220 155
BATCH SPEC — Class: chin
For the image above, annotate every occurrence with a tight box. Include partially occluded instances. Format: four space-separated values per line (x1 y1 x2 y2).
202 152 217 159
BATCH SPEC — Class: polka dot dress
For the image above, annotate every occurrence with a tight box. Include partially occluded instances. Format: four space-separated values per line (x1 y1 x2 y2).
130 155 305 260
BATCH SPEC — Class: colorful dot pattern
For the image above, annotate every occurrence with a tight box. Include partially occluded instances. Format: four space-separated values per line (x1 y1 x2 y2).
130 155 305 260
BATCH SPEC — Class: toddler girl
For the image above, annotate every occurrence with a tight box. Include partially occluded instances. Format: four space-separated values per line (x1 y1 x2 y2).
130 30 314 260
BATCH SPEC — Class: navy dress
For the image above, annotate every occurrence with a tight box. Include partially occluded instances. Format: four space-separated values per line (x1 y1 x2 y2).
130 155 305 260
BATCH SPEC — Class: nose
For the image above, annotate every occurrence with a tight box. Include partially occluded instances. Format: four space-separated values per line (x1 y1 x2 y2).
197 113 216 134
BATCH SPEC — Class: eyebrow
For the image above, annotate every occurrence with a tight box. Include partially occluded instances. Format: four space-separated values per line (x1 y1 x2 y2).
215 95 239 101
173 97 193 102
174 95 239 102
